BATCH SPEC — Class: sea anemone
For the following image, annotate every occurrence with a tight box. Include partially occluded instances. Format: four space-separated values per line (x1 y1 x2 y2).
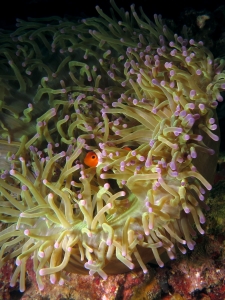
0 0 225 292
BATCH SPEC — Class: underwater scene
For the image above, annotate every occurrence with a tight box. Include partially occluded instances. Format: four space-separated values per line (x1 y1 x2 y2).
0 0 225 299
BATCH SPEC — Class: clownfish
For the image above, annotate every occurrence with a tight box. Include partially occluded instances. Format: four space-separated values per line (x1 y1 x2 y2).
84 147 131 167
122 146 131 151
84 151 98 167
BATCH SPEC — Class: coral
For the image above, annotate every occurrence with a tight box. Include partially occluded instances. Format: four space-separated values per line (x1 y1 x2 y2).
162 231 225 299
206 166 225 234
0 0 224 293
130 275 161 300
196 15 210 29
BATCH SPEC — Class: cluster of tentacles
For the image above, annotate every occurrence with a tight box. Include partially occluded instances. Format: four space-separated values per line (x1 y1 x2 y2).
0 0 224 292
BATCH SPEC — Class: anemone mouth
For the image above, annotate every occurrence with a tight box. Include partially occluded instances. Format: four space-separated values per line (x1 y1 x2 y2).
0 0 224 293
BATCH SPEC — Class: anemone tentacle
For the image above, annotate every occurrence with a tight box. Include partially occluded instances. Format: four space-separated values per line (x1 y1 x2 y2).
0 1 224 292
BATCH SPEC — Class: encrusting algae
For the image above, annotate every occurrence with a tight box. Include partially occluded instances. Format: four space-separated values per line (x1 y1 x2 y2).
0 0 225 292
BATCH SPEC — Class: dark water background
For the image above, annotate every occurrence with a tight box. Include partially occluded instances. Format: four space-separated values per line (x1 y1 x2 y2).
1 0 225 29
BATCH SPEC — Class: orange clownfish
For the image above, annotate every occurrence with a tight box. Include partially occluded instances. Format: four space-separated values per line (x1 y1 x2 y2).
84 151 98 167
122 146 132 151
84 147 131 167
